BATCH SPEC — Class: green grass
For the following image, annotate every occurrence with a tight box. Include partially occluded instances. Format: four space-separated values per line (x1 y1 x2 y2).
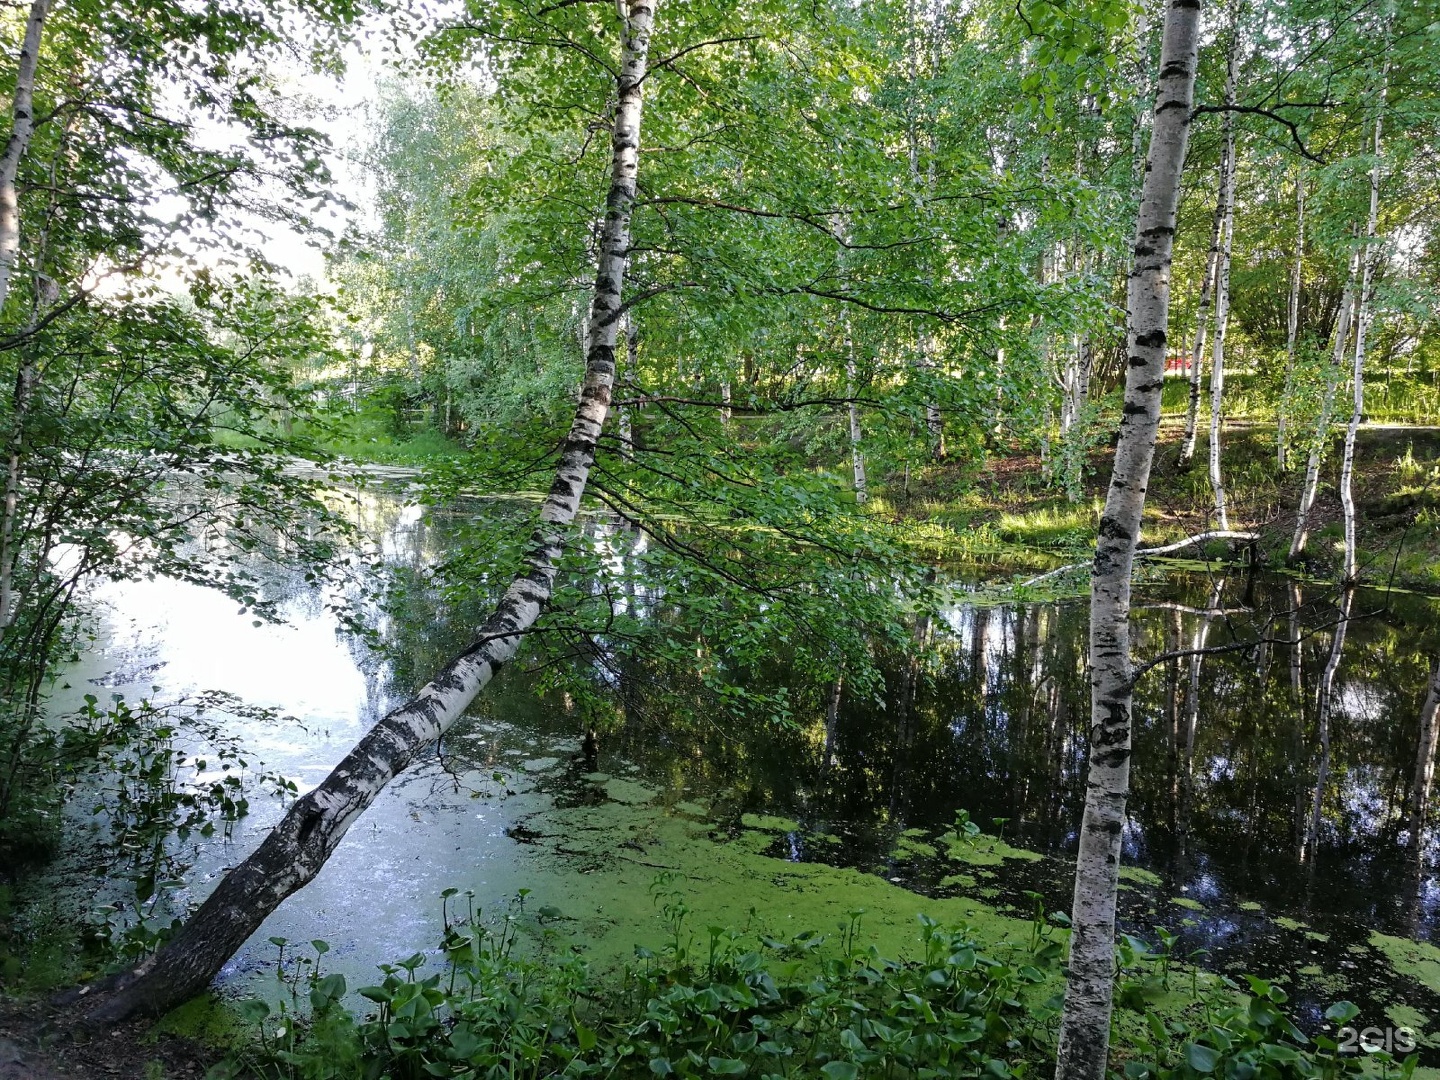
1161 369 1440 425
322 426 463 467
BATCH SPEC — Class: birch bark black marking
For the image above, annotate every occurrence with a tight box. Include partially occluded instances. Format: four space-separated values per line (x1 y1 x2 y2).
1054 0 1200 1076
82 0 658 1024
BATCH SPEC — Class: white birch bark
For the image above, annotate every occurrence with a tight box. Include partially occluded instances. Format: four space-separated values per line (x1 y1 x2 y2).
0 0 51 633
919 332 945 459
845 321 867 504
1289 259 1358 559
823 673 844 768
1339 71 1386 583
83 0 658 1024
618 312 636 459
0 0 48 316
1178 161 1227 467
1053 0 1200 1075
720 377 732 432
1207 32 1237 529
1277 175 1305 471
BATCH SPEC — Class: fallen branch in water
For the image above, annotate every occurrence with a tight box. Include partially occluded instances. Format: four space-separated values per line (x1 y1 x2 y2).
1019 530 1260 589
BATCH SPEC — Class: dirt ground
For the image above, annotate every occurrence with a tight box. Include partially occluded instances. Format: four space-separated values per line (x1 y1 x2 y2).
0 1001 216 1080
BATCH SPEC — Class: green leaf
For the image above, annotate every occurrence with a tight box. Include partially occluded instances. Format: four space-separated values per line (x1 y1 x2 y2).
1324 1001 1360 1024
1183 1043 1220 1073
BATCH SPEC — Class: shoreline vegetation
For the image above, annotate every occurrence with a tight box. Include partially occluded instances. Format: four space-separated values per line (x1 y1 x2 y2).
311 412 1440 596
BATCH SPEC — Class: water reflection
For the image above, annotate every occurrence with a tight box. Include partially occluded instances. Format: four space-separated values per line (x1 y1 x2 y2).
46 482 1440 1039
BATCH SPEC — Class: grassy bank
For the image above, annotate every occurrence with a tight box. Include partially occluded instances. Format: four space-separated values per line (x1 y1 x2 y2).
880 423 1440 594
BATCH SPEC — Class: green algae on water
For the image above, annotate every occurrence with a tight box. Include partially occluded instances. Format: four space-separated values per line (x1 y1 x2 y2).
1371 931 1440 995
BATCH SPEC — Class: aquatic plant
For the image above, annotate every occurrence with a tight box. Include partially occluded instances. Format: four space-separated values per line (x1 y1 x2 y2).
213 888 1414 1080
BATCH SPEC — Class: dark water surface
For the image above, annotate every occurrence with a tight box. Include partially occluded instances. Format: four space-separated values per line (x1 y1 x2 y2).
48 483 1440 1053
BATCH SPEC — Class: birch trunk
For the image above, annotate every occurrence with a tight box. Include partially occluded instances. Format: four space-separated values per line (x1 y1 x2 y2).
81 0 657 1024
919 332 945 459
1339 72 1386 583
1053 0 1200 1075
1178 162 1227 467
0 0 51 632
1305 588 1352 861
1409 660 1440 851
823 673 843 769
618 312 636 459
0 0 48 316
846 321 868 504
1289 259 1358 559
1207 32 1238 528
1277 176 1305 471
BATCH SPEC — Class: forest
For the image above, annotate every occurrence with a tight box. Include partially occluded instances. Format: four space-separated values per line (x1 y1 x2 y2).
1 0 1439 1076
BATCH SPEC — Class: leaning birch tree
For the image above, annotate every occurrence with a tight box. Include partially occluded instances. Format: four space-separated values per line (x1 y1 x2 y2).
1053 0 1201 1075
82 0 658 1023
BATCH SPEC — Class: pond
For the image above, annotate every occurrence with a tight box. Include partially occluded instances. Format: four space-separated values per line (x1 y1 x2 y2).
41 480 1440 1058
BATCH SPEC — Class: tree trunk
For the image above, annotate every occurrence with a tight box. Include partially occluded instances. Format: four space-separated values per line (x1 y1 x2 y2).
845 321 868 504
618 312 636 459
1409 660 1440 851
918 332 945 460
1339 67 1386 583
81 0 658 1025
823 672 843 769
1053 0 1201 1075
1289 259 1358 560
1277 175 1305 471
1178 160 1227 468
1207 28 1238 528
0 0 49 316
0 0 52 633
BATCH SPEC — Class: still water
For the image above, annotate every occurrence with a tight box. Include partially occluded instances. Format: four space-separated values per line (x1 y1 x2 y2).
48 482 1440 1051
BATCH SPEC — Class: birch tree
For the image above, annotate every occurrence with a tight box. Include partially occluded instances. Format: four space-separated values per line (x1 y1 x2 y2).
1289 260 1357 559
82 0 658 1023
1277 174 1305 471
1054 0 1201 1075
1206 19 1238 529
1179 158 1227 468
1338 52 1388 584
0 0 48 318
0 0 52 633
